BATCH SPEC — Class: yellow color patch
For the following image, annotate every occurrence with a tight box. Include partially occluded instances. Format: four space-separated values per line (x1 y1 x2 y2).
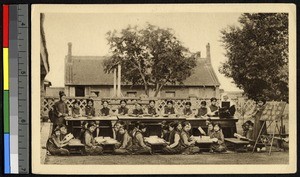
3 48 9 90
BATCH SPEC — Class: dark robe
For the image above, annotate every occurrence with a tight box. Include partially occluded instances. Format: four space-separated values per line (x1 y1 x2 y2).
85 106 95 117
148 107 157 115
100 107 110 116
132 109 144 115
118 107 129 115
53 100 68 126
196 107 208 117
164 107 175 114
183 108 193 116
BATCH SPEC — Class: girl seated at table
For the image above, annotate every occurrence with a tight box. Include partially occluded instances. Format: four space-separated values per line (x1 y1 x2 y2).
113 120 125 142
114 125 133 155
208 97 219 116
100 100 111 116
117 100 129 115
46 125 70 156
195 101 210 118
183 102 193 116
198 122 214 137
162 121 183 154
180 121 200 154
83 122 103 155
161 124 170 142
163 100 177 116
147 100 158 115
131 122 152 154
85 99 95 117
210 123 227 153
98 100 114 137
132 102 144 116
72 99 82 118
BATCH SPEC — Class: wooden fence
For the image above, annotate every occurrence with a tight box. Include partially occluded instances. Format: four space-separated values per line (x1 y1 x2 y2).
42 96 261 118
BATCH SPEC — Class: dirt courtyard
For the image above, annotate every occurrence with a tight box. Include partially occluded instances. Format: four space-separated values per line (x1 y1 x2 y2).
45 151 289 165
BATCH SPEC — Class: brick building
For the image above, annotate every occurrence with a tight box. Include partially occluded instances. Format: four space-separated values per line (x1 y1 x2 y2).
64 42 220 99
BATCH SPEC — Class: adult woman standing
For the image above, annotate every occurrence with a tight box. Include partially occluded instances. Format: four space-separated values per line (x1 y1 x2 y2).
52 91 69 127
252 98 267 141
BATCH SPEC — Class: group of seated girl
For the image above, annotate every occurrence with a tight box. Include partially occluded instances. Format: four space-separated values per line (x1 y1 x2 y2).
70 97 230 118
47 118 229 156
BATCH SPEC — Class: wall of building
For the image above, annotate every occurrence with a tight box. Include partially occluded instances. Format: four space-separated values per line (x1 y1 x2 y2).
65 85 219 99
45 87 65 97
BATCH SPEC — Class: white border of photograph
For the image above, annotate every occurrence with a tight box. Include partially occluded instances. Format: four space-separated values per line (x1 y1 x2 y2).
31 4 296 174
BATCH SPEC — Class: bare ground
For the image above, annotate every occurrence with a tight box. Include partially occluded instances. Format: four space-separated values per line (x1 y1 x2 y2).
45 151 289 165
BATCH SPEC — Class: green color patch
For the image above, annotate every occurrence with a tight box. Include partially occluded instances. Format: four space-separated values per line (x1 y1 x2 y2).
4 91 9 133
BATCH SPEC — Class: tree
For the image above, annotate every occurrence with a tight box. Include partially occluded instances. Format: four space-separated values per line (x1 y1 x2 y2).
104 23 197 97
219 13 288 102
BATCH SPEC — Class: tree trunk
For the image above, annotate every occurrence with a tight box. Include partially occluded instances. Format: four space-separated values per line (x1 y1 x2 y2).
144 84 149 97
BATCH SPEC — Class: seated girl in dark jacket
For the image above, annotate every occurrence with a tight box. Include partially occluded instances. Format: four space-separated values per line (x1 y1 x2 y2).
131 122 152 155
162 121 183 154
46 125 70 156
114 125 133 155
180 121 200 154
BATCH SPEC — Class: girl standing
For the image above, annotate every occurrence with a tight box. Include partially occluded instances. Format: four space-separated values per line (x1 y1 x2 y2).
100 100 111 116
71 100 82 118
52 91 69 127
163 100 177 116
183 102 193 116
85 99 95 117
252 98 267 141
147 100 158 115
210 123 227 152
180 121 200 154
162 121 183 154
117 100 129 115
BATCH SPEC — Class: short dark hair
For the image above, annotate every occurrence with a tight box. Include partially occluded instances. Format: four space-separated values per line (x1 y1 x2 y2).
214 123 222 129
102 100 109 105
200 101 207 106
149 100 155 104
185 101 192 106
120 100 127 104
182 121 190 128
166 100 173 105
86 99 94 106
256 97 266 105
169 121 179 129
210 97 217 102
139 123 147 130
87 122 96 129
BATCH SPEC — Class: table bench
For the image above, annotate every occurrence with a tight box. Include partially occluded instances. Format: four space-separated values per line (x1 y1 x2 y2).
66 139 85 155
225 138 249 152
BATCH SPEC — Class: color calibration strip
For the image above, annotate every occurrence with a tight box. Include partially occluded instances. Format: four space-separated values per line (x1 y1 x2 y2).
3 4 11 174
3 4 29 174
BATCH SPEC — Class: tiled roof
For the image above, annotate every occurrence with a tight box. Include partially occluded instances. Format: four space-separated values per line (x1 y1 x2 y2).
66 56 220 86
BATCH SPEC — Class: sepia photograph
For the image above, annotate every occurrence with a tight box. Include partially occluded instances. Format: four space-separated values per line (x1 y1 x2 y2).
32 4 296 174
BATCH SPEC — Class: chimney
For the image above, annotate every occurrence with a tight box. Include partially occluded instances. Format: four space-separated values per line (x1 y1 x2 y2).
68 42 72 56
206 43 211 59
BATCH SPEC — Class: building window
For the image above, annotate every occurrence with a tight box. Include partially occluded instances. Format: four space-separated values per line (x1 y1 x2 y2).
127 91 137 97
165 91 175 97
75 86 85 97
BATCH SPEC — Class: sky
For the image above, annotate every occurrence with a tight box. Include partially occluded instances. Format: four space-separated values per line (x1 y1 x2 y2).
44 12 243 91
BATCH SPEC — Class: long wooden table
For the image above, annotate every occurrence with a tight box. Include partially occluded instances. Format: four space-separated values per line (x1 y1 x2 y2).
65 116 238 138
118 116 238 138
118 116 186 137
65 116 118 137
